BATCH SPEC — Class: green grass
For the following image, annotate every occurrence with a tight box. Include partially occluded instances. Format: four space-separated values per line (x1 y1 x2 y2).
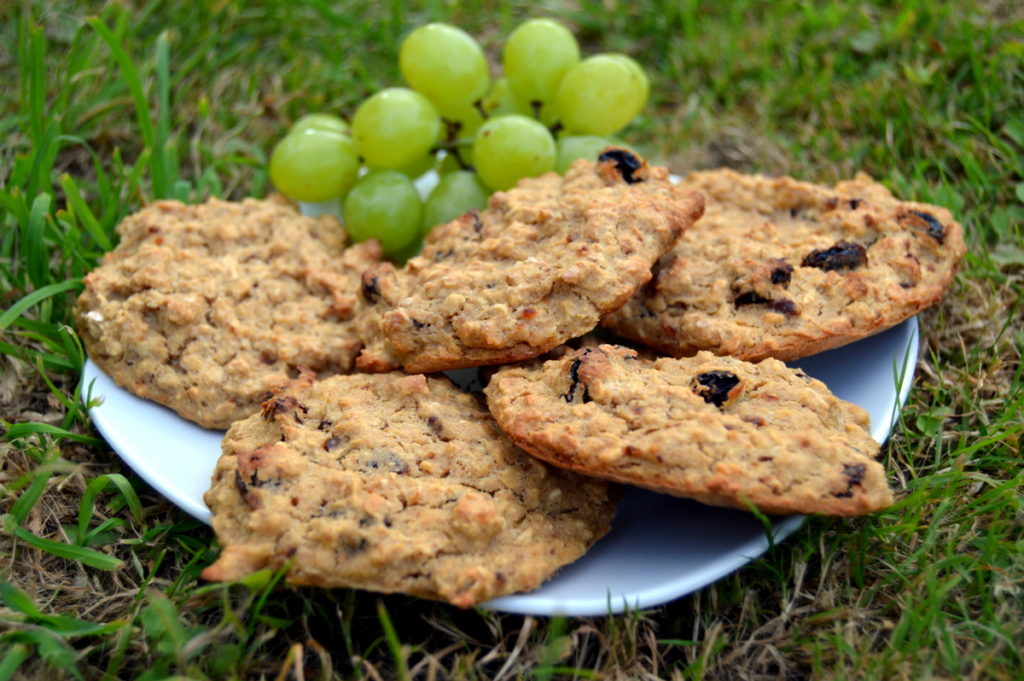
2 1 1022 679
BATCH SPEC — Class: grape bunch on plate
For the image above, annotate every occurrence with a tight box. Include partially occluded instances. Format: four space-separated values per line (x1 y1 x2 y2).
268 18 649 260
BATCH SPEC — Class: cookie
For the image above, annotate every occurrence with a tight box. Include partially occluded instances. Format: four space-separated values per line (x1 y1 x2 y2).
201 371 616 607
353 261 404 373
76 197 379 429
602 169 966 361
358 149 705 373
485 344 893 516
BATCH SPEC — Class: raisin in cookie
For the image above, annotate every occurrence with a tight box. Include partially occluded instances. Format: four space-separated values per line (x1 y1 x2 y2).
202 371 616 607
76 198 379 429
485 345 893 516
358 149 705 373
602 169 965 361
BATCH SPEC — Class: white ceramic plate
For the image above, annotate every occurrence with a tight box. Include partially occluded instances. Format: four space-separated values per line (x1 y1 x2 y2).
81 316 917 616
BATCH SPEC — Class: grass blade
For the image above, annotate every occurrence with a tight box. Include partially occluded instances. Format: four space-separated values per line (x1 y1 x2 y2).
60 174 113 251
6 466 53 525
0 643 31 681
5 518 123 571
23 193 50 290
2 422 103 446
77 474 144 545
87 17 165 197
376 600 411 681
0 279 83 332
0 581 43 617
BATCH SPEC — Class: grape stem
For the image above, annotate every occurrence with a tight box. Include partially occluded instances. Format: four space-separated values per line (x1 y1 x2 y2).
529 99 563 135
473 99 488 121
436 118 476 171
443 119 463 143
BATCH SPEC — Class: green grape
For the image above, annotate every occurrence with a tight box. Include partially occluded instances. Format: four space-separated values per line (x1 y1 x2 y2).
352 88 441 170
269 129 359 202
556 135 611 174
482 77 559 125
503 19 580 112
437 147 473 175
422 170 489 235
606 54 650 108
290 112 350 137
388 238 423 265
442 102 485 142
473 115 556 191
396 152 437 180
342 170 423 256
399 23 490 119
556 54 647 136
481 77 531 118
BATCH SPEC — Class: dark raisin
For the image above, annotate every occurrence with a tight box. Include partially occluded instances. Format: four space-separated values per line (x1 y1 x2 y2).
340 537 368 555
411 318 428 329
469 209 483 233
598 148 644 184
734 291 771 306
260 396 308 421
361 449 408 474
324 437 342 451
801 241 868 271
834 463 867 498
563 350 593 404
770 261 793 285
908 210 945 244
824 197 838 210
433 248 453 262
317 419 333 431
847 198 863 210
427 415 452 442
768 299 799 317
361 275 380 304
234 469 248 496
693 371 740 408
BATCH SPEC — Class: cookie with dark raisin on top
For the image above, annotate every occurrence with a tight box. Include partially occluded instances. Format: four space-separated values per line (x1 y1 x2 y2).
602 169 965 361
202 370 616 607
485 344 893 516
359 148 704 373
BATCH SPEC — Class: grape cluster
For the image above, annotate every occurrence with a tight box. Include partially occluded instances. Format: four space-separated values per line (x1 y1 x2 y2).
268 18 649 259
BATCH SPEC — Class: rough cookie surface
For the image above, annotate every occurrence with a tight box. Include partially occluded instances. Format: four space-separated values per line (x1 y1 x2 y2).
485 345 893 516
202 372 616 607
359 150 705 373
602 169 966 361
76 198 379 429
